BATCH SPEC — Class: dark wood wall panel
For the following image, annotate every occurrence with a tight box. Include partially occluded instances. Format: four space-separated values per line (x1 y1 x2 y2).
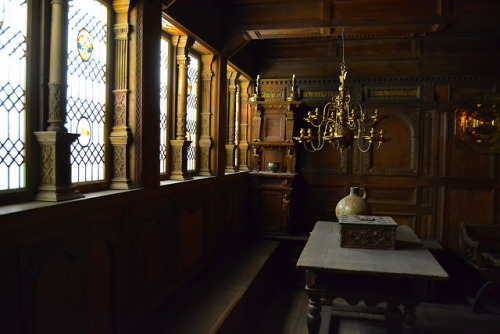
445 187 495 251
368 186 418 206
418 214 437 239
0 174 249 333
256 75 500 250
448 144 496 179
364 108 418 176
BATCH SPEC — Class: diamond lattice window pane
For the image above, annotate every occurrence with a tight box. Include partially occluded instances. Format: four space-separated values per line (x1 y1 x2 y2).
186 54 199 172
159 37 169 174
67 0 108 183
0 0 27 190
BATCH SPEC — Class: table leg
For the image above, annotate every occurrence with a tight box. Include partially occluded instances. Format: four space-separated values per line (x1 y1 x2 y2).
402 301 419 334
385 302 402 334
307 296 322 334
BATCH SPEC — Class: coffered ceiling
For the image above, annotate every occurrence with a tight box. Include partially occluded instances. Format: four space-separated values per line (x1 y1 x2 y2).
220 0 500 54
165 0 500 77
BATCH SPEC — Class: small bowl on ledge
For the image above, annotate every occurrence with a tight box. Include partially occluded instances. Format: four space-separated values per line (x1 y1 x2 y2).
267 162 281 173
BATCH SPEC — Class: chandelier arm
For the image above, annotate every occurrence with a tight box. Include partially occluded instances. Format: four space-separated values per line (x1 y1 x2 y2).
355 119 366 134
303 143 318 153
372 141 384 152
356 136 372 153
324 102 335 120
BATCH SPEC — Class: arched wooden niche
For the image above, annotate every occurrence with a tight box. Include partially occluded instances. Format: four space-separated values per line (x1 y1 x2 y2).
361 107 419 176
455 94 500 154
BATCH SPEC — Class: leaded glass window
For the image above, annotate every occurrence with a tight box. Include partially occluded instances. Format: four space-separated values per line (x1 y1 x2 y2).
0 0 27 191
67 0 108 183
160 37 169 174
186 54 199 172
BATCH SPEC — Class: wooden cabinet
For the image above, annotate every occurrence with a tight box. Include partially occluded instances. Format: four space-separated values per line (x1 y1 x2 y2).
250 172 297 235
249 101 302 235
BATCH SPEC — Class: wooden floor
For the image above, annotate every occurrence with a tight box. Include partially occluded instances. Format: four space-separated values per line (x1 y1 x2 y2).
252 287 500 334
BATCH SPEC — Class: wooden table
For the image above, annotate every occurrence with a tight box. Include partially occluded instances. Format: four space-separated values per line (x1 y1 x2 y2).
296 221 448 334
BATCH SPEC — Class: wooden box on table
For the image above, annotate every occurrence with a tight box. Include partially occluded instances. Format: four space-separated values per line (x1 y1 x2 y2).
338 215 398 250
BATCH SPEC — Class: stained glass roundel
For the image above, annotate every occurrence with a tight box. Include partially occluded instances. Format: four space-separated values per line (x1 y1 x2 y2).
76 117 92 147
77 29 93 61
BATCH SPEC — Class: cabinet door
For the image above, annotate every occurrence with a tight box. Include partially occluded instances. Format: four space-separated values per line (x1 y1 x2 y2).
257 189 289 234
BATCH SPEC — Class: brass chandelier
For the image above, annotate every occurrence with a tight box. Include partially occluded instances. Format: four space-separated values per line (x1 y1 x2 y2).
294 32 390 154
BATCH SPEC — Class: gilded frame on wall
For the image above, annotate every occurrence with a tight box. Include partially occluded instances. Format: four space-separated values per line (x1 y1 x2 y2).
455 94 500 154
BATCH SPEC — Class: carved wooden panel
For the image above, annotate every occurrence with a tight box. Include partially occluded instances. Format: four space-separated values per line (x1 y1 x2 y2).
87 241 114 333
388 214 417 231
450 82 497 102
258 190 286 233
0 173 250 333
449 144 496 179
299 144 348 175
262 113 285 142
250 173 296 234
362 107 419 176
36 238 114 333
37 256 86 333
367 186 418 206
178 203 204 273
137 220 163 297
422 109 436 177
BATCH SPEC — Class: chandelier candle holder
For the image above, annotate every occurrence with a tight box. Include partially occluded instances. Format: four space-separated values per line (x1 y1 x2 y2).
293 32 390 154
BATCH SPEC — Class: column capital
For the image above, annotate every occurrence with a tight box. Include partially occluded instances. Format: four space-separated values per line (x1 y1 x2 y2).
114 23 130 40
113 0 131 13
172 35 195 51
227 67 239 81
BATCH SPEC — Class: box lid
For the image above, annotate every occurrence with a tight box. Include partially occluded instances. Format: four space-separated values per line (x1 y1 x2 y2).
338 215 398 227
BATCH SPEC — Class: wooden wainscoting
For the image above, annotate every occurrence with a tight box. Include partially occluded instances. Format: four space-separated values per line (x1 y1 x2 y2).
0 173 250 333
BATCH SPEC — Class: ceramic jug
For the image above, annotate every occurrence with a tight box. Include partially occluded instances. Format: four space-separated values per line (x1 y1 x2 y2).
335 186 372 219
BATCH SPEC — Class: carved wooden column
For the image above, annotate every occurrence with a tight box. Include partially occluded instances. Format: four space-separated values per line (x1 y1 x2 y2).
225 68 239 173
238 77 251 170
129 0 161 187
199 54 215 176
34 0 83 201
110 0 132 189
170 35 194 180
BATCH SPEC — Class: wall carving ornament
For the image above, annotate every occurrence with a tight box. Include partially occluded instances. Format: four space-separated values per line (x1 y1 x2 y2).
455 94 500 153
47 83 66 132
41 145 55 185
364 108 419 176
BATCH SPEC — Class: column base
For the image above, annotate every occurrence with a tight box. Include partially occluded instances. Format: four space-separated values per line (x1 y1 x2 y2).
225 144 238 173
170 139 193 180
35 185 84 202
34 131 84 202
110 177 133 190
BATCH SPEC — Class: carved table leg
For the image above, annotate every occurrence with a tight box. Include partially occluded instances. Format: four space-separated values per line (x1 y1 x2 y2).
402 301 419 334
385 302 402 334
307 296 322 334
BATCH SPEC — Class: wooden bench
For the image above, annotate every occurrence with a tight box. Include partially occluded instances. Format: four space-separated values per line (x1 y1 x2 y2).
133 239 281 334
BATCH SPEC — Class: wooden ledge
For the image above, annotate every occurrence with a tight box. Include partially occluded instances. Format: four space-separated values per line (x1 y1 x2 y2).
133 239 280 334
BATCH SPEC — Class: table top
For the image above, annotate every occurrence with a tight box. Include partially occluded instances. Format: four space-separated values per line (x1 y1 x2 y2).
297 221 448 280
